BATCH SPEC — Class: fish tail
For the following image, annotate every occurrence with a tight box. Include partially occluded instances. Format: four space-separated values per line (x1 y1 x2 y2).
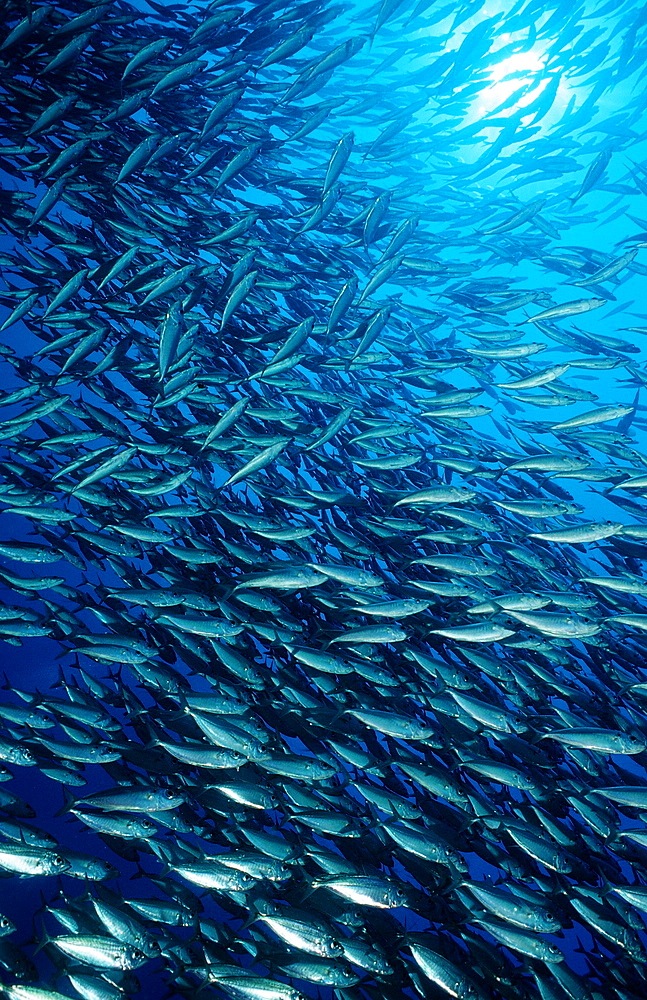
54 786 76 818
33 916 54 955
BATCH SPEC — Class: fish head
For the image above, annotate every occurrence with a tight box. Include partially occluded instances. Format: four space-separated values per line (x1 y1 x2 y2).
621 735 646 753
159 788 184 807
384 881 411 907
125 946 148 969
326 937 345 956
44 851 72 875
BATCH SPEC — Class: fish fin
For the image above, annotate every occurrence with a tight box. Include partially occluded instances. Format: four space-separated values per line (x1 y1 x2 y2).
54 786 76 818
129 862 153 880
33 916 53 955
50 664 69 689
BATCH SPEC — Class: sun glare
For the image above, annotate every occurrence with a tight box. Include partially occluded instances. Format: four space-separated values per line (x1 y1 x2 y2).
490 49 545 85
478 34 549 115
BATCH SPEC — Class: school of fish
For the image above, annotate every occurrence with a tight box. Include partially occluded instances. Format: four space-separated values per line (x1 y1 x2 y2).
2 0 647 999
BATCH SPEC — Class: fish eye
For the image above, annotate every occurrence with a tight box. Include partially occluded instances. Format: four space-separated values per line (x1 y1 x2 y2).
132 949 145 961
163 790 176 799
395 887 406 898
53 855 66 867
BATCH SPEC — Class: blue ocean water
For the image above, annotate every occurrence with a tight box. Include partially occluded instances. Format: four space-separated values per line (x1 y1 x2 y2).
2 2 647 1000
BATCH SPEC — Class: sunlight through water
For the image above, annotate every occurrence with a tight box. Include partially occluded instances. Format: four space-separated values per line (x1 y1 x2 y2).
475 33 552 118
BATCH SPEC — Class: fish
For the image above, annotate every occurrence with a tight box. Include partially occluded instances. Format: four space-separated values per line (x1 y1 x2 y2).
0 2 646 999
50 935 148 970
409 941 488 1000
539 728 646 754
